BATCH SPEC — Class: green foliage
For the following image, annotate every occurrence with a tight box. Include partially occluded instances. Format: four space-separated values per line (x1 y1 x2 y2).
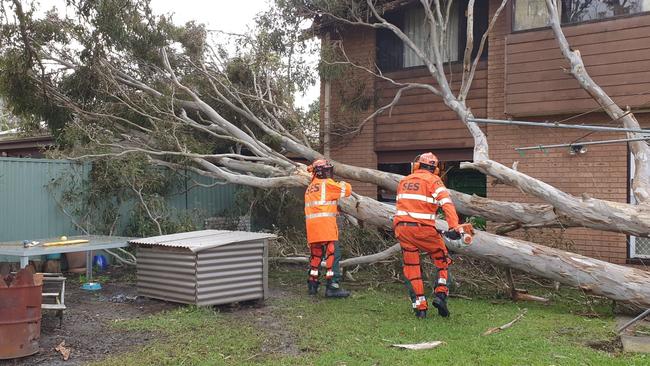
0 0 321 155
229 186 305 232
466 215 487 230
318 42 347 81
48 155 200 236
0 0 207 136
124 205 198 238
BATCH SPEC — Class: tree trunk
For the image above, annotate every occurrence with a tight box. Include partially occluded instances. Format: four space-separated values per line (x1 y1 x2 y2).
338 194 650 309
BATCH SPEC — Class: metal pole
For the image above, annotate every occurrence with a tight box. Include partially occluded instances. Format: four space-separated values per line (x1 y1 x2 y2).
469 117 650 134
515 136 650 152
20 256 28 269
617 308 650 335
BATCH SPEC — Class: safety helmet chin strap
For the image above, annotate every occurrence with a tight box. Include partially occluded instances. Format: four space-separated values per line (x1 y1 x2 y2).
411 161 439 175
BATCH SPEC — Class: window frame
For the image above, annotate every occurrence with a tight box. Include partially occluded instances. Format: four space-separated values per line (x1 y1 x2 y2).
628 152 650 260
511 0 650 34
376 0 489 73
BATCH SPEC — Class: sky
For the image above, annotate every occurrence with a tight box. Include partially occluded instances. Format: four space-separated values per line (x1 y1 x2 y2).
37 0 320 109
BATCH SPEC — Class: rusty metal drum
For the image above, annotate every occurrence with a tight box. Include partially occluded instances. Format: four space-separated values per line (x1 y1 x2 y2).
0 270 43 360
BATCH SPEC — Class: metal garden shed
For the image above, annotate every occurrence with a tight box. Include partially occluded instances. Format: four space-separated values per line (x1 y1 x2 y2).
129 230 276 306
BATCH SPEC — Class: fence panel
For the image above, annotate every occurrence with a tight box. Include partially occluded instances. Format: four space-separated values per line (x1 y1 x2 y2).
0 157 86 242
0 157 239 261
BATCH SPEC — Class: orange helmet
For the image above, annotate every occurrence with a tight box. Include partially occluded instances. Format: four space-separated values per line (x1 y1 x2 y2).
412 152 439 174
308 159 334 179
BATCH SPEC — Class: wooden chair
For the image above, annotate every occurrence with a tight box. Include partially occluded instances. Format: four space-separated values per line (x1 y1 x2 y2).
41 273 66 326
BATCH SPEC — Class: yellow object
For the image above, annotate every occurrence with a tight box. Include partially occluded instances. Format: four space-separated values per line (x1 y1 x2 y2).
60 236 67 241
43 239 89 247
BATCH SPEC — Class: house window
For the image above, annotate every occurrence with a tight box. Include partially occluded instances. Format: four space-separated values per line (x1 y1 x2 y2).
402 3 461 67
376 161 486 203
514 0 650 31
376 1 489 72
513 0 554 31
377 163 410 202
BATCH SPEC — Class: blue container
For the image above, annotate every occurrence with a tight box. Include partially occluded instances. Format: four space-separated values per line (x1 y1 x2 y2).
92 255 108 272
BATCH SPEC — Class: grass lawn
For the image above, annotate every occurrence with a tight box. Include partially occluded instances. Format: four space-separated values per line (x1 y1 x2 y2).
96 268 648 366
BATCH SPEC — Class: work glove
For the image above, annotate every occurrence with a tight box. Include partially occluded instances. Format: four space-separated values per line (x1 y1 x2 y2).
444 230 461 240
443 224 474 248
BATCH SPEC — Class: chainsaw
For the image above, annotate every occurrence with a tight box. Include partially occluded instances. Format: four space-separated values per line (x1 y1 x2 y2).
439 223 474 246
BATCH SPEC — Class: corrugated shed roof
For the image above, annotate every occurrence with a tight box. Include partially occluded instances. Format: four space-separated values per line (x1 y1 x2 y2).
129 230 276 253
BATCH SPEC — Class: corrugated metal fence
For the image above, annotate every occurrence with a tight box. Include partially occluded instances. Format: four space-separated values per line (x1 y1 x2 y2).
0 157 238 244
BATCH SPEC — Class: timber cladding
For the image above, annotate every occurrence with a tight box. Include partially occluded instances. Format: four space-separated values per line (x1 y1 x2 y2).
375 63 487 151
505 13 650 117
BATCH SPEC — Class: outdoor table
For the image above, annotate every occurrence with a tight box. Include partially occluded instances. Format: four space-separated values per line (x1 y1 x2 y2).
0 235 130 290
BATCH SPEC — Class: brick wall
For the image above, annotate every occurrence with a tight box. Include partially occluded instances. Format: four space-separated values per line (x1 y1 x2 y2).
485 0 649 264
321 26 378 197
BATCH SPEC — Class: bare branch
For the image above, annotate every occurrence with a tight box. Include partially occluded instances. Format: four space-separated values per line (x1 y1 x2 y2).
460 0 475 95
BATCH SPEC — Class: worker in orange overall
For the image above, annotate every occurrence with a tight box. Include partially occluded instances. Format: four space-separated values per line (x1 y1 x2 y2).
304 159 351 298
393 152 472 318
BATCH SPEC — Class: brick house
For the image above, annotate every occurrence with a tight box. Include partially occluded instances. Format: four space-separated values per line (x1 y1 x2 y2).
318 0 650 265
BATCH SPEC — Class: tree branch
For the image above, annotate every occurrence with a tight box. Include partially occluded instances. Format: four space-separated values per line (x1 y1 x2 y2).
545 0 650 204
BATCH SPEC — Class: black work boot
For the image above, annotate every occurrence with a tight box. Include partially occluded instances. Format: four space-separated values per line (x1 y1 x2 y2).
325 282 350 298
307 280 319 296
415 309 427 319
432 293 450 317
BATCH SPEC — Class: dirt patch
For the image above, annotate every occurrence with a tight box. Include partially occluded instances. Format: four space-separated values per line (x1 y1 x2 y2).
219 286 303 361
586 338 624 354
1 267 177 366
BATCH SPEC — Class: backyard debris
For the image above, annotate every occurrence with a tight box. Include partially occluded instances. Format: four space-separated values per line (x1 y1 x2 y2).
482 309 527 336
617 308 650 335
506 269 549 304
512 292 549 303
108 294 139 303
391 341 445 350
55 341 71 360
22 240 41 248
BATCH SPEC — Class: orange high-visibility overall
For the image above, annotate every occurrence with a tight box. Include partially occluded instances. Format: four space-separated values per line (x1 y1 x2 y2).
393 169 459 311
305 177 351 282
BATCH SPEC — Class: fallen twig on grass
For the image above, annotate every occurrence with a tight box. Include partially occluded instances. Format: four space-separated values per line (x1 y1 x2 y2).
449 294 473 300
512 292 550 303
482 309 528 336
507 268 549 303
392 341 445 350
